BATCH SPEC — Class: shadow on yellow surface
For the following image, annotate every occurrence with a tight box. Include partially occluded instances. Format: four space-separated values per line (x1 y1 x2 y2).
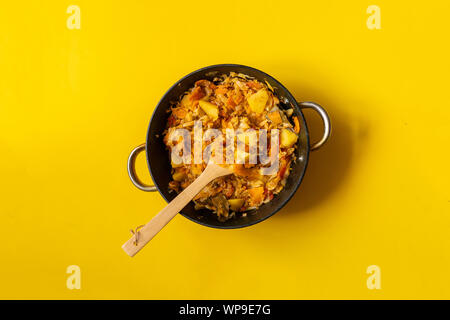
280 89 362 216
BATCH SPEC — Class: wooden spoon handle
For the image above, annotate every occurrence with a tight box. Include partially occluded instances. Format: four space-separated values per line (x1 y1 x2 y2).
122 164 221 257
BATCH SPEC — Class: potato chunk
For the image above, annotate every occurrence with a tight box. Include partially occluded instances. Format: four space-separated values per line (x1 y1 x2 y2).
180 94 192 108
228 199 245 211
248 89 269 113
199 100 218 120
280 128 298 148
172 171 186 182
248 186 264 204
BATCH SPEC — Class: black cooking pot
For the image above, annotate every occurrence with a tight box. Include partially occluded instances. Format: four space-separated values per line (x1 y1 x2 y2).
127 64 330 229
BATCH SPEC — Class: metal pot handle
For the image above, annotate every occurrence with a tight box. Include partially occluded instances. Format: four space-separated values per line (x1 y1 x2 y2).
298 102 331 151
127 144 157 192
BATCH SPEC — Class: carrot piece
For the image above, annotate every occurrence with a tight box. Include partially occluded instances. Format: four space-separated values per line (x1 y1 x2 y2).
215 86 228 95
248 187 264 204
293 116 300 133
167 115 176 127
278 157 288 178
172 107 187 118
278 164 287 179
233 91 244 104
268 111 282 125
227 96 236 107
247 80 263 90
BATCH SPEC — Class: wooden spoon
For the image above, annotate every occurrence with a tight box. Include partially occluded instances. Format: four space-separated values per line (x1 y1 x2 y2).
122 162 232 257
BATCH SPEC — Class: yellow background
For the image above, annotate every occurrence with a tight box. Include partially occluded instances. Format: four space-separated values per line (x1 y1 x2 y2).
0 0 449 299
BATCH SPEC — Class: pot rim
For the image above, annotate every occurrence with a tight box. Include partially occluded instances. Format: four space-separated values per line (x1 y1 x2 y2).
145 64 310 229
